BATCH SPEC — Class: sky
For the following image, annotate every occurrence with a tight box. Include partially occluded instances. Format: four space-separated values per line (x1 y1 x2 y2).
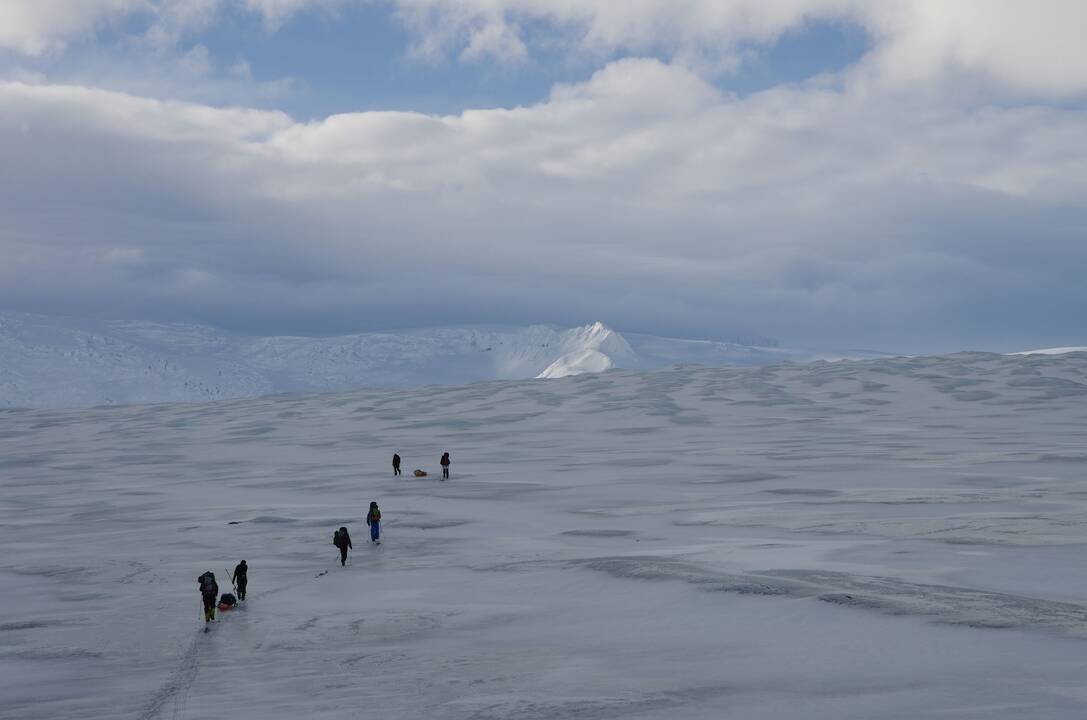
0 1 1085 353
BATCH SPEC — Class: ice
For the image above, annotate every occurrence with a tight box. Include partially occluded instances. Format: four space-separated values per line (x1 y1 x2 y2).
4 352 1087 718
0 312 888 408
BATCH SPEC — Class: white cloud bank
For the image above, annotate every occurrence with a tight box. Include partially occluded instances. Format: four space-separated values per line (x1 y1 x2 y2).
0 2 1085 350
3 53 1086 348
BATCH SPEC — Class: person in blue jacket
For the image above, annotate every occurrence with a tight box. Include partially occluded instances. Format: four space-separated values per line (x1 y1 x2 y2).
366 501 381 544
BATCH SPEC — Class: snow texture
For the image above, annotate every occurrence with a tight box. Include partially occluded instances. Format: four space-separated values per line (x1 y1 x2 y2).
5 351 1087 718
0 313 883 408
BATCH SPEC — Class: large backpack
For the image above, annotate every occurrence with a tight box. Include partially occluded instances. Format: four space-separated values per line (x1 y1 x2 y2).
198 572 216 597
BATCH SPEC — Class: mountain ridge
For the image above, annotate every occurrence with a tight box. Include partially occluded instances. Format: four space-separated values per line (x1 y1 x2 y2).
0 312 885 408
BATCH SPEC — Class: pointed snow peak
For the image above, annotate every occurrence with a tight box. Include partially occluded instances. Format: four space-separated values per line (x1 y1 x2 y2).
567 321 634 356
535 322 637 379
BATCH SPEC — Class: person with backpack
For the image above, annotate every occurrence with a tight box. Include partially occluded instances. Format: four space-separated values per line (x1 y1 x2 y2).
440 452 451 480
231 560 248 601
392 453 401 477
198 571 218 628
366 502 382 544
333 526 352 566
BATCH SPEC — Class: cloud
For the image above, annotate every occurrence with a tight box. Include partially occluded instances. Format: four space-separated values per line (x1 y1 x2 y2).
178 44 213 75
230 58 254 80
242 0 340 28
0 0 146 55
0 0 339 55
459 18 528 62
1 57 1085 349
8 1 1087 101
394 0 1087 97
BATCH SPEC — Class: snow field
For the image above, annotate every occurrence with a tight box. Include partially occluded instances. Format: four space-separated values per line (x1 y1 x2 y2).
4 351 1087 718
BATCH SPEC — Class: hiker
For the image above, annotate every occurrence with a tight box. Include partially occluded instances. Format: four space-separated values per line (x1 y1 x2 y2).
333 526 352 566
392 453 401 477
366 501 382 544
198 571 218 625
440 452 451 480
232 560 247 601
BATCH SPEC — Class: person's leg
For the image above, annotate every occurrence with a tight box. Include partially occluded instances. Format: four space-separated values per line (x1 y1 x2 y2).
238 580 246 600
371 521 379 542
340 547 347 566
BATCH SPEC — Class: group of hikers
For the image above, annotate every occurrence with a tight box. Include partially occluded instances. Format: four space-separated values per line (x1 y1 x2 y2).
392 451 451 480
197 560 247 630
333 501 383 565
197 450 452 629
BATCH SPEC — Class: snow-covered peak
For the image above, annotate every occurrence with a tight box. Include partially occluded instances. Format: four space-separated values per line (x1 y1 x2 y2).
531 321 637 379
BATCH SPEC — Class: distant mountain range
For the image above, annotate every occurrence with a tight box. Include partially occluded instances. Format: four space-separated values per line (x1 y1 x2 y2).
0 313 892 408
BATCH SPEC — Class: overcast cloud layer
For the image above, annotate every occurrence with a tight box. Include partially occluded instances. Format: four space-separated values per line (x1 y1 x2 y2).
1 1 1085 351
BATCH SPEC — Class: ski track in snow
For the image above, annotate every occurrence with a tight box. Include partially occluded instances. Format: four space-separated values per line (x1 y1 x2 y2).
5 352 1087 718
138 636 200 720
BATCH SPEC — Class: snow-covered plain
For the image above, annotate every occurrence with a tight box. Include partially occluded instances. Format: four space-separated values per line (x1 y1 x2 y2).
0 313 881 408
5 351 1087 719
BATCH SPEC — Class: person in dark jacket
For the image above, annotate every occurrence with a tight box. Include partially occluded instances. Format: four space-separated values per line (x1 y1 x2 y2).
333 526 352 566
392 453 401 477
366 501 382 544
198 571 218 626
440 452 451 480
232 560 248 601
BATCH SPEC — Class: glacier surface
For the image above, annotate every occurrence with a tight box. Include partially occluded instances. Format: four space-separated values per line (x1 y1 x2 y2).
4 351 1087 718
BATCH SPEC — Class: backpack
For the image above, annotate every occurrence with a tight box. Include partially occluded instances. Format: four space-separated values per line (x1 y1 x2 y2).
332 530 341 546
199 572 216 597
